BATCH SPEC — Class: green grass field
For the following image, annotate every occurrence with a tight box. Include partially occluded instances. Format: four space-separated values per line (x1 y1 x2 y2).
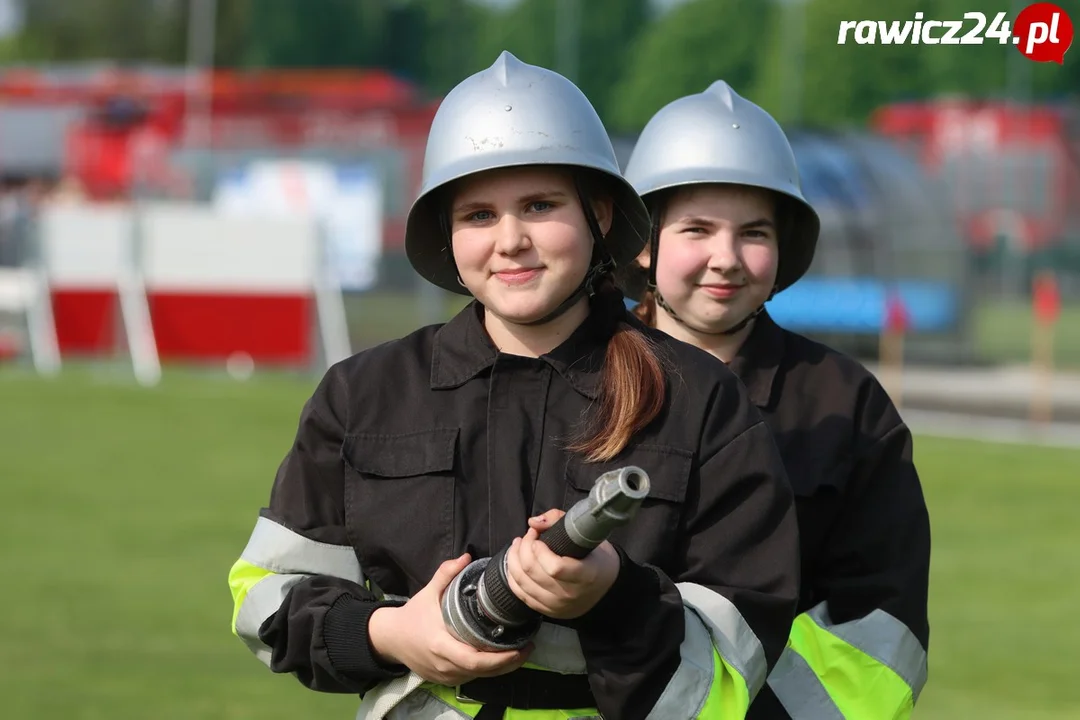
1 367 1078 719
974 299 1080 370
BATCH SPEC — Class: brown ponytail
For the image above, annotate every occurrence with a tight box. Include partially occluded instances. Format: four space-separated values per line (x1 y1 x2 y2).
570 284 667 463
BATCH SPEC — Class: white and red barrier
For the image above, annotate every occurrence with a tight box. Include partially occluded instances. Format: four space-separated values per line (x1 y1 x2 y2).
23 200 352 382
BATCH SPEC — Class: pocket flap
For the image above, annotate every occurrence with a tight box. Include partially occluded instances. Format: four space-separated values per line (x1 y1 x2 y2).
343 428 459 478
566 444 692 503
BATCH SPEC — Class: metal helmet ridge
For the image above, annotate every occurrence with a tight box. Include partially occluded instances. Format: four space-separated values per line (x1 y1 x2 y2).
404 51 651 310
621 80 820 332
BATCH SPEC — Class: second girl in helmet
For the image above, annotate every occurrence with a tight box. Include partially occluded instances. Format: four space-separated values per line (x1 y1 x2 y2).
622 81 931 720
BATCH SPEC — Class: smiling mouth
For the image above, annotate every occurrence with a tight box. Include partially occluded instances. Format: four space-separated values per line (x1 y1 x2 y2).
493 267 543 285
698 284 744 298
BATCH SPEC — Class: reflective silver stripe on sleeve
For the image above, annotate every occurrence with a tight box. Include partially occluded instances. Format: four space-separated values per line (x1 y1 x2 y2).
235 573 307 665
806 601 928 701
768 646 846 720
356 621 588 720
358 677 453 720
234 517 365 668
644 583 768 718
677 581 768 697
530 621 587 674
379 688 472 719
644 606 715 719
240 515 364 582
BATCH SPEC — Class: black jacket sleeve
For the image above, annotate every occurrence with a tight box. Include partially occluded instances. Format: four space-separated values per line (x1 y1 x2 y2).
244 364 410 694
817 378 931 650
571 382 802 720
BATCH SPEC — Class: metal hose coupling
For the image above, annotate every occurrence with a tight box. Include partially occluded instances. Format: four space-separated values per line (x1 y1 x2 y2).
441 466 651 652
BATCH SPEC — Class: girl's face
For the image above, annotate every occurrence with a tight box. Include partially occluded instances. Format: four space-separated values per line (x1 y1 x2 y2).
450 166 611 325
650 184 779 333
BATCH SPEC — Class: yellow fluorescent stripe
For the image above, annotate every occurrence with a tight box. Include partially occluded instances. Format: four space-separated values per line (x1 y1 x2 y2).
228 558 275 634
427 682 601 719
790 614 915 719
696 646 750 718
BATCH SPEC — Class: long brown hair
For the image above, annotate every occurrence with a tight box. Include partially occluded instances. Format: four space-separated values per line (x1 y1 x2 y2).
569 279 667 463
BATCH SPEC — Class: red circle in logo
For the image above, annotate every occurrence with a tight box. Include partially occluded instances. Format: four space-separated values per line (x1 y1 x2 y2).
1013 2 1073 63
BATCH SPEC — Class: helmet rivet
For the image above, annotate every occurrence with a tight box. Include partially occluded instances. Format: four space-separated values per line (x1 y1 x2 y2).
732 123 740 129
505 105 513 111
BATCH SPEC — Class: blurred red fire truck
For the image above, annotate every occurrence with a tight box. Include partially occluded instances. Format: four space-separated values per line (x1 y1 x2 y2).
0 64 439 251
871 98 1080 274
0 66 441 368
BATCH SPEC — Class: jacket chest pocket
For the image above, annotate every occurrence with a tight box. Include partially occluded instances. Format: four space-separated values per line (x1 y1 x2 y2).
562 444 692 566
342 428 459 595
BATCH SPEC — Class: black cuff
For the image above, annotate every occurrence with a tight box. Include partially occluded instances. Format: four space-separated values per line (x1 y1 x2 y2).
571 544 662 640
323 593 409 681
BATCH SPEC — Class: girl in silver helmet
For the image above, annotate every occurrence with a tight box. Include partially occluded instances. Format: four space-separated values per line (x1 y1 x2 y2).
228 53 800 720
623 81 931 720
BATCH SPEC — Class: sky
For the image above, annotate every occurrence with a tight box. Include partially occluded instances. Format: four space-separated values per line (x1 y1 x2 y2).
0 0 20 38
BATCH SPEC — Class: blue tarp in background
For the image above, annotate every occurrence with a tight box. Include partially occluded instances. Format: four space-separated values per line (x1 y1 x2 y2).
625 276 960 334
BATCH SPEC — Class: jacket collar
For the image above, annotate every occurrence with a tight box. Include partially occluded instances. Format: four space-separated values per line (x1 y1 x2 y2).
727 310 785 409
430 297 624 400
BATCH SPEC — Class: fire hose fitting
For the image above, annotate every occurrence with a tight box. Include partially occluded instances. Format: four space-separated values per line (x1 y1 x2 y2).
440 466 651 652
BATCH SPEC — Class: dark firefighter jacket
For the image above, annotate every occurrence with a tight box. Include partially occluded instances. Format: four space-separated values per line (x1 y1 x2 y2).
735 312 931 720
228 292 801 720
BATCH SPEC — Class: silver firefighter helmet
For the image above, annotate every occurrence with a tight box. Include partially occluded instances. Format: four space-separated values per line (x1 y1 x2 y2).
404 51 650 295
623 80 820 294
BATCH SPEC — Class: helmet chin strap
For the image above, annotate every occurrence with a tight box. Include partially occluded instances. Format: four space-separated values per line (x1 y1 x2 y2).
445 176 616 328
653 290 768 336
646 217 775 337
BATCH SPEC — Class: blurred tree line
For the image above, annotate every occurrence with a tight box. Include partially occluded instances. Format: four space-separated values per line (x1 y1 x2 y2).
0 0 1077 132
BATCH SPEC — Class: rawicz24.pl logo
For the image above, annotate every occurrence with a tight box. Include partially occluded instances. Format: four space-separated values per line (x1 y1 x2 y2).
837 2 1073 64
